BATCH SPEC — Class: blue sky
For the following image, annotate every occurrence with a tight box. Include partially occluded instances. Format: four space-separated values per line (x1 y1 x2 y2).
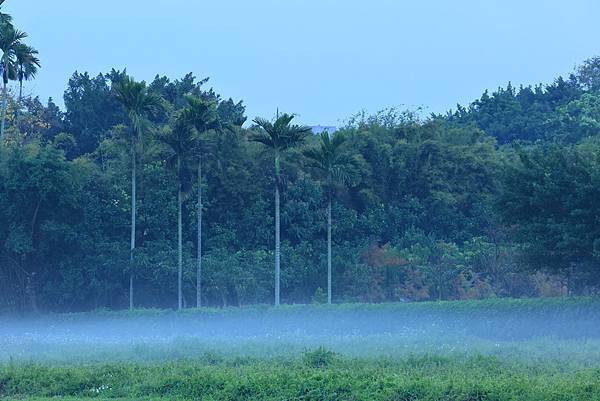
6 0 600 126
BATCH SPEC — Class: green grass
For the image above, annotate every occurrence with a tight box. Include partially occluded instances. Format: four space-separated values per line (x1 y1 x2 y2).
2 355 600 401
25 296 600 319
2 297 600 400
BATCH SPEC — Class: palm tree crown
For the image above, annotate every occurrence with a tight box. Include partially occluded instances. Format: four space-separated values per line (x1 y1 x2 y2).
182 95 220 137
251 113 310 155
0 23 26 82
15 43 39 88
159 112 197 192
0 4 11 26
0 22 27 139
113 75 162 137
303 131 355 192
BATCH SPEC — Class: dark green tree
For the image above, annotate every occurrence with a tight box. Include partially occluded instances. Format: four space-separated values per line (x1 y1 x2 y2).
0 142 85 312
63 71 126 155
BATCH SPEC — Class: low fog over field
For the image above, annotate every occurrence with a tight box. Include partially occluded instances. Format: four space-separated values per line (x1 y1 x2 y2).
1 299 599 365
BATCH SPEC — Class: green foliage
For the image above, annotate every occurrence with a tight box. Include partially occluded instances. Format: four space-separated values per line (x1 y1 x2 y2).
251 113 311 155
577 56 600 91
2 352 600 401
0 23 27 82
3 57 600 311
64 70 126 154
113 75 163 140
303 130 356 191
449 78 582 144
157 113 196 192
312 287 327 304
303 346 337 368
497 140 600 287
14 42 40 101
558 91 600 142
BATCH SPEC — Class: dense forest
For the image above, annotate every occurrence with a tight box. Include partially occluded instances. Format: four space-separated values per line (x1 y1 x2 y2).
2 13 600 312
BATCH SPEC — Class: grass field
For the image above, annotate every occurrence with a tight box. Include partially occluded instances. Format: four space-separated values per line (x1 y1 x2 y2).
2 298 600 400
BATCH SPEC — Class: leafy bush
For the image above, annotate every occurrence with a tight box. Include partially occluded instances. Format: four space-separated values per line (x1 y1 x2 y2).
303 347 337 368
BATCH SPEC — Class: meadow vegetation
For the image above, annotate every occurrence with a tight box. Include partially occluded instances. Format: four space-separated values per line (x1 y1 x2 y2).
2 298 600 400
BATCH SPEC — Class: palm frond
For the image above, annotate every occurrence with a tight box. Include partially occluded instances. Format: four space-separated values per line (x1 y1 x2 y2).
0 24 27 84
252 117 273 133
15 44 40 82
0 25 26 51
113 75 164 137
157 115 197 193
0 6 12 25
183 95 220 136
249 129 275 148
251 112 310 151
303 131 356 186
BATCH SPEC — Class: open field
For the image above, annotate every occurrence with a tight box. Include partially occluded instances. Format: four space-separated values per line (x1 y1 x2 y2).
3 355 600 401
1 298 600 400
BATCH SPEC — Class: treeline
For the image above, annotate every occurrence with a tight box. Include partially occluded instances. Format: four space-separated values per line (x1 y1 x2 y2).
2 47 600 311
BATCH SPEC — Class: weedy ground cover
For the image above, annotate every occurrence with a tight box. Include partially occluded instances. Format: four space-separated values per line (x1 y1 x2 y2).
1 297 599 400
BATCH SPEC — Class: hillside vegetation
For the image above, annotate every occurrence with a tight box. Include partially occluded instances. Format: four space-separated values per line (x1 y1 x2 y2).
2 4 600 311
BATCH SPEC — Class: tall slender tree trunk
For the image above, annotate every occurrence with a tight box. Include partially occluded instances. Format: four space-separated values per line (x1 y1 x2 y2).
274 153 281 306
178 174 183 311
327 197 332 305
27 198 42 313
0 79 7 141
16 78 22 130
129 138 136 311
196 157 202 308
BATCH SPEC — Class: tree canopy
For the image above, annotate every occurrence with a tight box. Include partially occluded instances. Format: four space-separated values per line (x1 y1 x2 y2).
1 12 600 310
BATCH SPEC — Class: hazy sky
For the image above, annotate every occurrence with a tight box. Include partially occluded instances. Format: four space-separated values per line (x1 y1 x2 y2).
6 0 600 126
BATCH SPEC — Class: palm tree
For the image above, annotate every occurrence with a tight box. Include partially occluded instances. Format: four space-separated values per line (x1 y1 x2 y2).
14 43 39 127
0 22 26 140
158 114 196 310
303 131 355 304
0 1 12 26
14 43 39 102
251 113 310 305
180 95 219 308
113 75 162 310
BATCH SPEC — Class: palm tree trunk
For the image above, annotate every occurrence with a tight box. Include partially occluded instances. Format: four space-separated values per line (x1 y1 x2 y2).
0 79 7 141
178 180 183 311
27 197 42 313
196 157 202 308
275 184 280 306
274 154 281 306
327 197 332 305
129 138 136 311
16 78 22 129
